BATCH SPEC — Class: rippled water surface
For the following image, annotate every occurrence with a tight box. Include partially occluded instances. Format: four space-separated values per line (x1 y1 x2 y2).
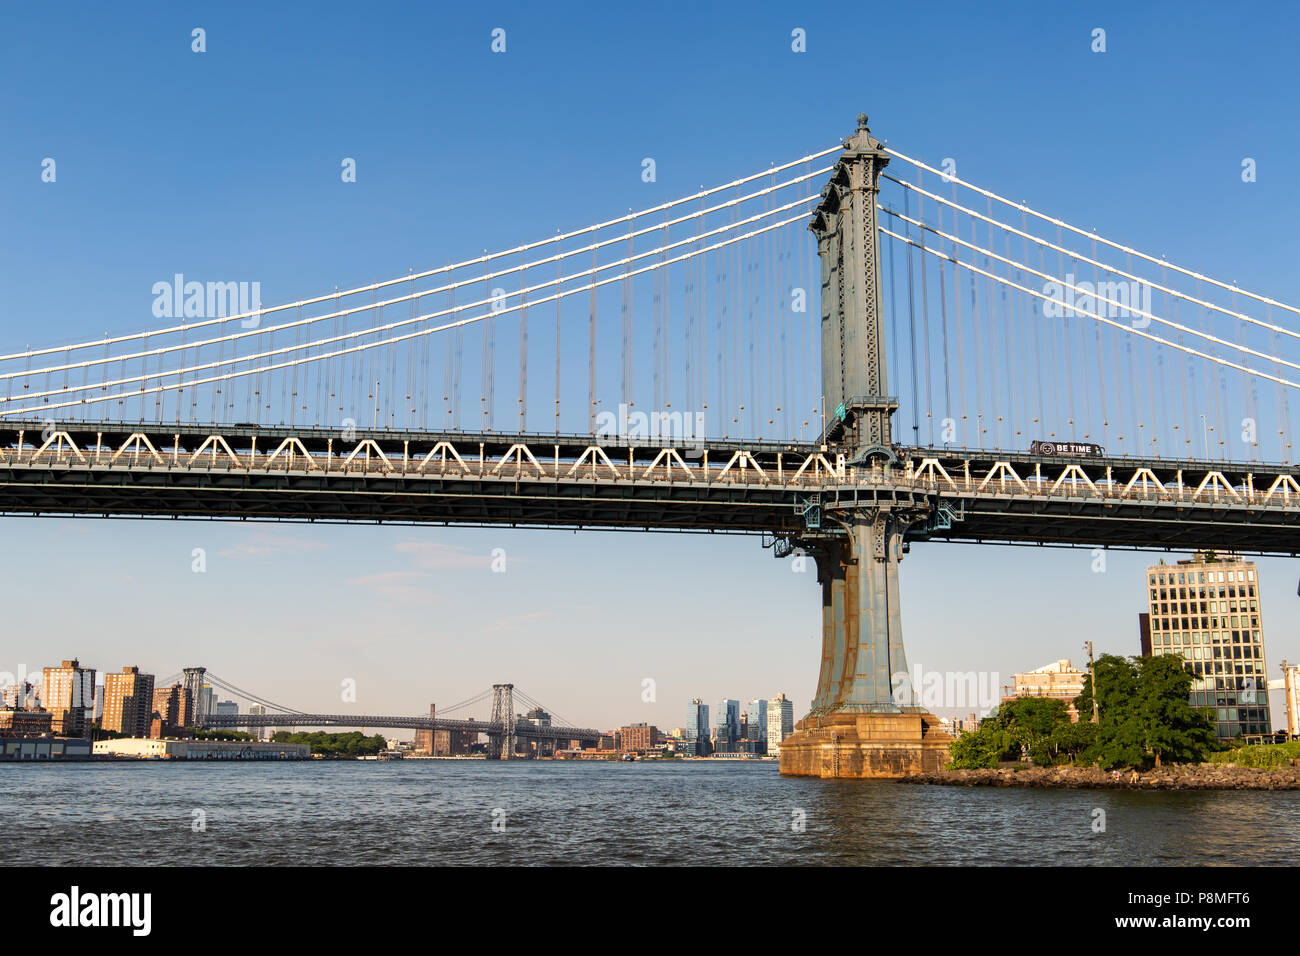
5 760 1299 865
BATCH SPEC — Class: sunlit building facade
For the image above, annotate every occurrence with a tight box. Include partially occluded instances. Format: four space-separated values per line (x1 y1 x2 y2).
42 659 96 737
1145 553 1272 739
1004 659 1086 722
102 666 156 737
766 694 794 756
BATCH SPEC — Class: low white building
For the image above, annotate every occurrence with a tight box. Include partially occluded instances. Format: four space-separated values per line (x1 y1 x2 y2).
93 738 310 760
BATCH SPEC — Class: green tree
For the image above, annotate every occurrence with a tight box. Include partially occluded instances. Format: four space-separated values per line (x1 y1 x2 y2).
946 697 1095 769
948 722 1014 768
1132 653 1217 766
1077 653 1216 769
1002 697 1067 764
270 730 387 757
1076 654 1145 769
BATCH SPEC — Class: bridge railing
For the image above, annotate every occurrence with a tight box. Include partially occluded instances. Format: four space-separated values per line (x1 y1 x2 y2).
6 428 1300 509
901 455 1300 509
1 430 847 489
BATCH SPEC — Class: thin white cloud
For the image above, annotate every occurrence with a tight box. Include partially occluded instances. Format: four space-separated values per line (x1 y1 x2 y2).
393 540 493 570
218 533 330 559
484 610 555 634
344 570 440 606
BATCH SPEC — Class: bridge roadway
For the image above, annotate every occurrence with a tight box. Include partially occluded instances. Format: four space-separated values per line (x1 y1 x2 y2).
2 420 1298 553
201 711 601 742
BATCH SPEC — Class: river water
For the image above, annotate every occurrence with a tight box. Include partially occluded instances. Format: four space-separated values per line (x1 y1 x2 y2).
5 760 1298 866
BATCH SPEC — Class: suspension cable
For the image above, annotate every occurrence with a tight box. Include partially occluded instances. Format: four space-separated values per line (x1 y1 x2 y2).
3 207 815 415
880 206 1300 375
2 190 820 399
879 225 1300 390
0 150 841 363
882 172 1300 341
883 147 1300 321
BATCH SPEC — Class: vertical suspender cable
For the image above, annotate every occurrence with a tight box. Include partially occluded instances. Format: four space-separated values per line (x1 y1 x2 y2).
1089 236 1108 447
519 252 528 432
917 175 933 445
902 192 920 443
1025 210 1043 435
951 184 966 445
622 212 632 413
887 206 901 425
481 256 491 430
937 203 952 439
588 243 597 434
444 268 454 428
554 231 561 435
1274 304 1292 461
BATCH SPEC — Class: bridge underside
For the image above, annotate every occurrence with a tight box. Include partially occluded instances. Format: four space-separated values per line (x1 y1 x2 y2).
0 470 806 532
912 498 1300 554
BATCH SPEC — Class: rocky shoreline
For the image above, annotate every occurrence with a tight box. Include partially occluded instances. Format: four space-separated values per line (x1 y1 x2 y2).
902 764 1300 790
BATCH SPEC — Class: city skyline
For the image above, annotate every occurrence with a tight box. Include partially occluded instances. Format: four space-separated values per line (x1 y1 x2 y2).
2 4 1299 737
4 527 1293 731
6 1 1300 904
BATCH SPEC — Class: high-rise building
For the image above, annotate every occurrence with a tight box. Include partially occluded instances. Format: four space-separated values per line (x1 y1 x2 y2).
522 707 550 727
766 694 794 756
2 681 37 709
684 699 710 757
215 700 238 718
247 703 268 740
954 713 981 734
1144 553 1272 739
152 683 194 729
714 699 740 752
102 666 156 737
42 659 96 737
746 699 768 754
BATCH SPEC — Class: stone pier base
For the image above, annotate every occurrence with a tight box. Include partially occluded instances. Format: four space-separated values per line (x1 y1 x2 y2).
778 712 953 779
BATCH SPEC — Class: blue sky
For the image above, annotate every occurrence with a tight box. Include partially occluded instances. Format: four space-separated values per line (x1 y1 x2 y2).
2 2 1299 731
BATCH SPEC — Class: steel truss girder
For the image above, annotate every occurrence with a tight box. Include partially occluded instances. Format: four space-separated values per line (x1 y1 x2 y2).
0 423 1298 552
200 711 599 741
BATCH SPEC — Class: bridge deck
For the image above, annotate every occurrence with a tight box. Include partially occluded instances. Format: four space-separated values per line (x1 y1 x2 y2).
201 712 600 741
2 422 1298 553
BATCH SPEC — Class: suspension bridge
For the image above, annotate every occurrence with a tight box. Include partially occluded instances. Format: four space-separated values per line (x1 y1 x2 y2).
167 670 596 759
5 112 1299 777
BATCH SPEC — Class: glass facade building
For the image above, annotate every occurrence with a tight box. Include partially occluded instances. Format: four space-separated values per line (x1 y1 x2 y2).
746 699 768 754
715 699 740 752
1145 553 1272 739
684 699 710 756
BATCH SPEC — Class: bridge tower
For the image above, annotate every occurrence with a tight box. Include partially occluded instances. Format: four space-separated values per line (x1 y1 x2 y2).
778 114 952 779
487 684 516 760
182 666 207 728
813 112 897 461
